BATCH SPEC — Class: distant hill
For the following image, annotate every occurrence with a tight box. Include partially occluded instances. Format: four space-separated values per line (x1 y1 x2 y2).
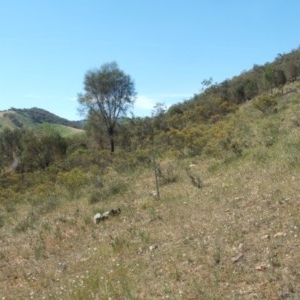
0 107 84 134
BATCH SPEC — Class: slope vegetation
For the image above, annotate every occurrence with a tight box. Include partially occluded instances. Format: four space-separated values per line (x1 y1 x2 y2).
0 107 83 136
1 79 300 299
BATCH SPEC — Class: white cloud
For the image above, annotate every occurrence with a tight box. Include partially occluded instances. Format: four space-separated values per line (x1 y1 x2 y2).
135 95 157 110
133 93 192 117
136 93 191 108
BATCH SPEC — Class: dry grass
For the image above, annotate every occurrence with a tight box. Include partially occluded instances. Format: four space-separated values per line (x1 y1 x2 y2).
1 84 300 299
1 153 300 299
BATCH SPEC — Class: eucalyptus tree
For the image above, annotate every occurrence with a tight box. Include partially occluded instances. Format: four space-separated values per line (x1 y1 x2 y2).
78 62 136 153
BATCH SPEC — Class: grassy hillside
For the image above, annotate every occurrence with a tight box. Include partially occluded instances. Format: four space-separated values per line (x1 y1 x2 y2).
1 79 300 299
0 107 84 136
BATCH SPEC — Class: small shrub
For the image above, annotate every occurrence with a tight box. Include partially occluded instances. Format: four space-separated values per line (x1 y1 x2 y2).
33 239 46 260
262 121 279 147
163 164 178 184
89 191 105 204
139 229 150 243
252 95 278 114
110 236 130 253
155 163 178 185
0 187 22 212
57 168 89 187
91 176 104 189
56 168 90 197
109 180 127 195
2 200 15 213
213 246 221 265
29 183 60 211
253 148 270 163
53 225 63 240
88 179 127 204
39 196 60 214
14 211 37 233
186 169 203 188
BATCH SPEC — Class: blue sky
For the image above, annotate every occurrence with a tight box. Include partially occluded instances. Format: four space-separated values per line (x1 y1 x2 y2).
1 0 300 120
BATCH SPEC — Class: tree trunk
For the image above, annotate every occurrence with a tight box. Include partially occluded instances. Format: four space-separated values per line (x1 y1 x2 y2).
110 135 115 153
108 127 115 153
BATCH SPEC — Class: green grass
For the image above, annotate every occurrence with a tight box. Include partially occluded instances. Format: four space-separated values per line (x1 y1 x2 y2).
0 110 83 135
39 123 84 137
0 110 36 131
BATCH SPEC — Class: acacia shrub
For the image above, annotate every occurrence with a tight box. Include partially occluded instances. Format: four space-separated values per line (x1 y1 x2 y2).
28 182 61 214
202 121 235 158
252 95 278 114
56 167 90 198
0 186 22 212
113 148 152 172
181 125 209 156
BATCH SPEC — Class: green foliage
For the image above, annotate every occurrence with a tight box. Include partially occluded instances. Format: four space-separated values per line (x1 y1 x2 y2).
0 186 22 212
22 129 67 171
263 64 275 91
78 61 136 152
163 163 178 184
0 108 83 134
39 123 83 137
181 125 209 156
64 148 95 170
273 69 287 91
0 127 68 172
11 107 83 129
244 79 259 100
252 95 278 114
285 62 298 82
0 48 300 217
0 128 23 171
202 121 235 158
111 148 152 172
164 128 185 155
7 113 24 128
57 168 90 196
28 182 61 213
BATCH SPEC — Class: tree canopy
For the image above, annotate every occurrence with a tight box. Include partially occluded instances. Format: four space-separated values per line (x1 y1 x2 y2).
78 62 136 152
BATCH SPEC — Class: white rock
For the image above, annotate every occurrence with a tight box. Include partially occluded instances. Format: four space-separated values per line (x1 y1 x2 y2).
102 211 110 217
274 232 286 238
93 213 102 224
150 191 157 197
149 245 158 251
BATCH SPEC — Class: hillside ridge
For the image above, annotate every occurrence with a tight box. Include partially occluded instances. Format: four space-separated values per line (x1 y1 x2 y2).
0 107 84 132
